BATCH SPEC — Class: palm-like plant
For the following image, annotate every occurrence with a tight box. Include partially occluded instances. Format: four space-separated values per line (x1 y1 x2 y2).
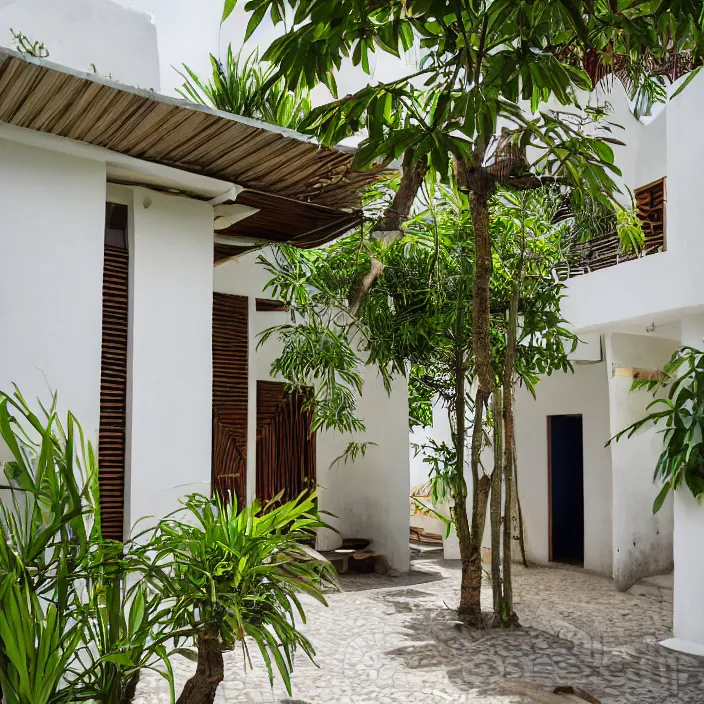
177 45 312 130
158 492 336 704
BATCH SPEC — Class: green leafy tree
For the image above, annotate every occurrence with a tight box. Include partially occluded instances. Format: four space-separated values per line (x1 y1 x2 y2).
232 0 703 396
257 184 576 625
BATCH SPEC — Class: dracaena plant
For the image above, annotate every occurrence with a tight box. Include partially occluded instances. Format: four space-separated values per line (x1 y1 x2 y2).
610 346 704 514
157 491 337 704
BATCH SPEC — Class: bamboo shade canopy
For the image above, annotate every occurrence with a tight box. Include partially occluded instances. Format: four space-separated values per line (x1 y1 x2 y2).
0 49 384 207
0 48 389 251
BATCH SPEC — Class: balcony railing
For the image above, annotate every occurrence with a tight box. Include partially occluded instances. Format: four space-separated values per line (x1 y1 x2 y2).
555 178 666 280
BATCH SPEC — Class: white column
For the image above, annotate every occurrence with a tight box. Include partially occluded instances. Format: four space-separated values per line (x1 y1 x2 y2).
663 316 704 655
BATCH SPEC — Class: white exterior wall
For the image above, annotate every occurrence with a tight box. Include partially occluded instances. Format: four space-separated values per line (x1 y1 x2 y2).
0 0 160 90
123 187 214 529
671 316 704 650
214 251 411 571
605 333 676 590
563 71 704 334
514 360 613 575
0 138 106 444
409 401 452 489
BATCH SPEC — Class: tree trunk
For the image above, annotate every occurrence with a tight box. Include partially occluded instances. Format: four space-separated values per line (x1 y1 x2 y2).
513 438 529 567
498 261 521 626
119 673 140 704
456 387 489 626
471 191 494 395
347 156 427 315
490 387 503 618
176 632 224 704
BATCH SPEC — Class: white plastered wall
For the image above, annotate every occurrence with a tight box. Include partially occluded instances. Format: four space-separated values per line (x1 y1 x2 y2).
605 332 677 590
121 186 214 530
0 0 160 90
213 250 411 571
0 137 106 447
671 316 704 650
513 357 613 575
562 70 704 335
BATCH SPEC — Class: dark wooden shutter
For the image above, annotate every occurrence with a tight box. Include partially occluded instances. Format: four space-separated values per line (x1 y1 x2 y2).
635 177 666 252
256 381 316 505
212 293 248 506
98 203 129 541
255 298 287 312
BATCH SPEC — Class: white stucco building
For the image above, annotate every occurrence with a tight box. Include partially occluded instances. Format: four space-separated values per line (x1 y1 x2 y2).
514 73 704 655
412 75 704 653
0 0 410 571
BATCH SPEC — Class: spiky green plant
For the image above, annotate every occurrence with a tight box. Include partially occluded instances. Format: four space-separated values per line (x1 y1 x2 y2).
0 387 175 704
177 45 312 130
158 491 336 704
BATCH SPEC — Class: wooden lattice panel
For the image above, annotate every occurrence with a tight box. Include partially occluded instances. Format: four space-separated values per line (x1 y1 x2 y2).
557 178 666 280
98 203 129 541
256 381 316 505
212 293 248 506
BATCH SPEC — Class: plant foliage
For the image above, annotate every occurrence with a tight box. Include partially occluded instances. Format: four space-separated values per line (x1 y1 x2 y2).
177 45 312 130
610 346 704 513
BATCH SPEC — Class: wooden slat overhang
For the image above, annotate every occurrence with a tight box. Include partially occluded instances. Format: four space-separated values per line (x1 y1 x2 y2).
0 48 388 255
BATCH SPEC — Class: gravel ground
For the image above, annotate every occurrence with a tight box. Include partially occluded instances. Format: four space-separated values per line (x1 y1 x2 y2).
136 558 704 703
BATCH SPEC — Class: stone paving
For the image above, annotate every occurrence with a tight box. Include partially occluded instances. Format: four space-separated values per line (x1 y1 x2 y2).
136 558 704 703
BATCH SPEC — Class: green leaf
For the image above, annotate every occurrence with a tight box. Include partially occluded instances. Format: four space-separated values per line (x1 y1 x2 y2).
652 483 671 514
221 0 237 24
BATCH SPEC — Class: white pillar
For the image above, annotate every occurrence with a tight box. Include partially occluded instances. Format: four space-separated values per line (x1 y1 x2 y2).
663 316 704 655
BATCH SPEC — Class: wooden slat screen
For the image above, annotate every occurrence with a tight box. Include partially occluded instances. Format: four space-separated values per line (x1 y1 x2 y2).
256 381 316 505
255 298 287 312
556 178 666 280
212 293 249 506
99 203 129 541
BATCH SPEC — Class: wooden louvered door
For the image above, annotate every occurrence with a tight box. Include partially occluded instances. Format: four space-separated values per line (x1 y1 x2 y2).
256 381 316 505
98 203 130 541
212 293 248 506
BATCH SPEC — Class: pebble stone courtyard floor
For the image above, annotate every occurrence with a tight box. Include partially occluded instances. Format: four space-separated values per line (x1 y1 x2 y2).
136 558 704 703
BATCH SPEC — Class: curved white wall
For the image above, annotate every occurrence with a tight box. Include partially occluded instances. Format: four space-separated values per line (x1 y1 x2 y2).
0 0 160 89
0 138 106 444
123 187 214 530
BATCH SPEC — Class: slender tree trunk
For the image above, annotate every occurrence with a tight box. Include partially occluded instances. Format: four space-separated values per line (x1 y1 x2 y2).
513 438 529 567
456 386 489 626
120 673 140 704
498 246 521 626
490 387 503 617
176 631 224 704
471 190 494 395
347 156 427 315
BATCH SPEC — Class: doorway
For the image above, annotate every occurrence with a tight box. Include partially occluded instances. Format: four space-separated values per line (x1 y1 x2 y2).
548 415 584 565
